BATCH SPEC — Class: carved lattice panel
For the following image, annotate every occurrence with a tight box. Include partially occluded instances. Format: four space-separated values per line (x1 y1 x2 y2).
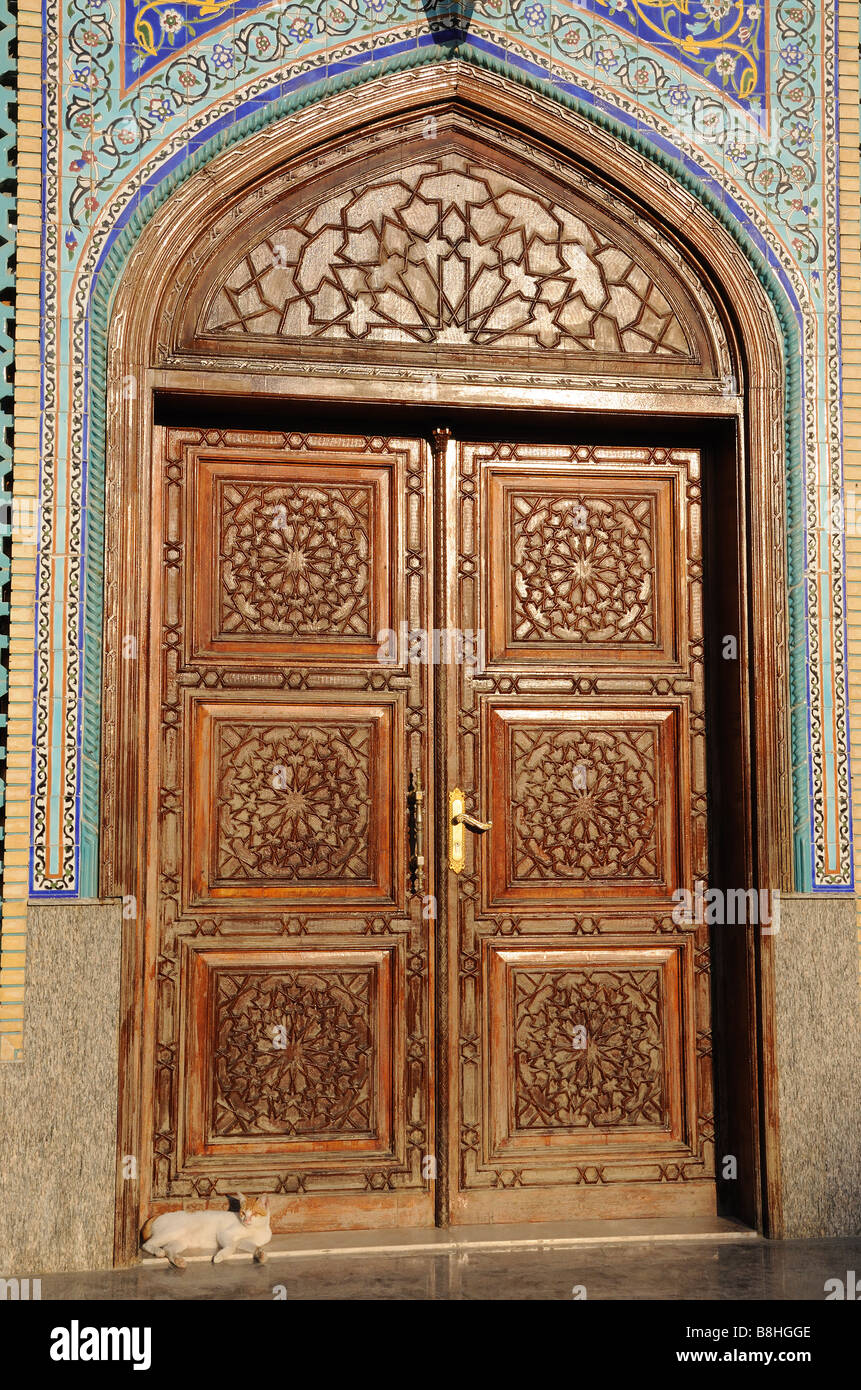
189 143 724 382
486 705 684 903
482 946 689 1169
203 154 692 356
486 470 680 666
512 967 665 1132
213 968 375 1138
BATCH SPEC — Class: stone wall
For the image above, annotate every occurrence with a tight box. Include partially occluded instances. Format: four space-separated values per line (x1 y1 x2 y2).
0 902 122 1274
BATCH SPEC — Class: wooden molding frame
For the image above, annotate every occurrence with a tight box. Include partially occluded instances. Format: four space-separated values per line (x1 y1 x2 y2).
102 63 790 1260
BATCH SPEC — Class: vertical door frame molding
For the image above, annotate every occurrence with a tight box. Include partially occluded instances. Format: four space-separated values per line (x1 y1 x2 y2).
101 65 791 1261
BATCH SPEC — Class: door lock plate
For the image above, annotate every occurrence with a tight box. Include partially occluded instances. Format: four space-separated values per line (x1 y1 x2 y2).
449 788 466 874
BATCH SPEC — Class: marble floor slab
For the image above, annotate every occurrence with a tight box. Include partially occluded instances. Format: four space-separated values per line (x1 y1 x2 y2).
30 1234 861 1301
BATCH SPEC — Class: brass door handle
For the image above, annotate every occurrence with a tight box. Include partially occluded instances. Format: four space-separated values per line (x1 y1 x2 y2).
452 811 493 831
449 787 492 873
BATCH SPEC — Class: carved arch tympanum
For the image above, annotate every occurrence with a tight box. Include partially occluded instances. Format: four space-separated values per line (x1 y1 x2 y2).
176 137 728 381
104 64 791 1262
155 111 733 390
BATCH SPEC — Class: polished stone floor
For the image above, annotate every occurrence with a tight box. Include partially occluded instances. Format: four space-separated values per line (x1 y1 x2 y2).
35 1234 861 1300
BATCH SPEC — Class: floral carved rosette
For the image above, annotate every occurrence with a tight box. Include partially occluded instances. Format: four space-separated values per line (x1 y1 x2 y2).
513 968 665 1129
218 481 373 639
215 721 371 881
511 725 660 880
213 970 374 1137
510 491 656 645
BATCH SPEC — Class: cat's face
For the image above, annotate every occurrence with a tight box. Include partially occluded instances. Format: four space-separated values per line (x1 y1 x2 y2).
237 1195 269 1226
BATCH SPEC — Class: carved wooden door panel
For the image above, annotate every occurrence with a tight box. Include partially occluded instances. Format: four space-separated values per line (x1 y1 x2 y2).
142 427 714 1234
440 441 716 1223
143 428 435 1232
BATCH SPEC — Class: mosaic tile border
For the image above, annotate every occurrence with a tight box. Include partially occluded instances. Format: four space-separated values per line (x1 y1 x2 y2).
31 2 853 896
0 0 14 931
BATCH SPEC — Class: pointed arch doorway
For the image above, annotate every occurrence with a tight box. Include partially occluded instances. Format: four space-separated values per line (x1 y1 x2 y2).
103 67 791 1261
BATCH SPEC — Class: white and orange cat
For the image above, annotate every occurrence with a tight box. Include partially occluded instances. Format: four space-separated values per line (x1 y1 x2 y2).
141 1193 272 1269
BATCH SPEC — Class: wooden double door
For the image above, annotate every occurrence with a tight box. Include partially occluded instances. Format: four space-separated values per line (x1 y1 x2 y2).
140 425 715 1233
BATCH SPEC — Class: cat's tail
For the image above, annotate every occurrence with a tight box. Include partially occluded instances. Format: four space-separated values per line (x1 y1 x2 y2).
140 1217 155 1246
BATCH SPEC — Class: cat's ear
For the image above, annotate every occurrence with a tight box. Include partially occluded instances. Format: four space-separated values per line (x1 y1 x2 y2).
261 1194 270 1212
227 1191 246 1214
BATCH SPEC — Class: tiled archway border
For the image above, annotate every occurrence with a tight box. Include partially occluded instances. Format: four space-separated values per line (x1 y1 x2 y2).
75 46 820 900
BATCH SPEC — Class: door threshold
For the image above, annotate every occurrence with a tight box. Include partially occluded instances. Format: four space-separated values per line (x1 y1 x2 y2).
140 1216 757 1266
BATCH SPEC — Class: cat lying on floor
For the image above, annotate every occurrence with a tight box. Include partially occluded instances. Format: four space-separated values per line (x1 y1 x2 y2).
141 1193 272 1270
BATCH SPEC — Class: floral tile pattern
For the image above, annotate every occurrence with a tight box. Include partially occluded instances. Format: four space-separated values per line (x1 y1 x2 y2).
122 0 769 112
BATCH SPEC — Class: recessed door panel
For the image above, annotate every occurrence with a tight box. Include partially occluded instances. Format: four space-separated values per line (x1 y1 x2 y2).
483 943 690 1162
187 697 398 907
486 703 686 905
180 944 400 1167
188 456 396 663
486 467 682 667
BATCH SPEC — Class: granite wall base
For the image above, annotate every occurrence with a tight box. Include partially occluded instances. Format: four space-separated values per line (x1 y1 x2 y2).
0 901 122 1275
